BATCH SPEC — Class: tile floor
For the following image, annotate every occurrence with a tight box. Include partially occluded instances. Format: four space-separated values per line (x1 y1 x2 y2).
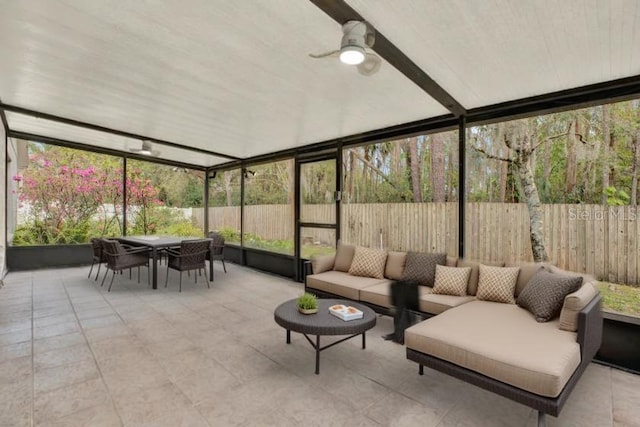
0 263 639 426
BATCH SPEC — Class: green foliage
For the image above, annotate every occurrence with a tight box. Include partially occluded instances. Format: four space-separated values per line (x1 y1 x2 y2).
297 292 318 310
596 282 640 317
216 227 241 243
604 186 630 206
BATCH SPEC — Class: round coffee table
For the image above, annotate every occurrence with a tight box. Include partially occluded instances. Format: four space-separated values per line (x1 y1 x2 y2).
274 298 376 374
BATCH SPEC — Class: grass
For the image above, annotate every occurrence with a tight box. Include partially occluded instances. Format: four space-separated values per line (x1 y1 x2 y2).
596 282 640 317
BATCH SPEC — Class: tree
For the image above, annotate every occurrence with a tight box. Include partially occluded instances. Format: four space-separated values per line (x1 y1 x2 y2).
472 120 547 261
430 133 446 202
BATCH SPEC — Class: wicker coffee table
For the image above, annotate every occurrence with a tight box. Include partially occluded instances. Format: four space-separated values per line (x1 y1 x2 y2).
274 298 376 374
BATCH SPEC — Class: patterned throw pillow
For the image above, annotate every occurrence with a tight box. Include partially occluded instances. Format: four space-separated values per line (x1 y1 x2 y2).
401 252 447 287
432 265 472 296
348 247 387 279
517 269 584 322
476 264 520 304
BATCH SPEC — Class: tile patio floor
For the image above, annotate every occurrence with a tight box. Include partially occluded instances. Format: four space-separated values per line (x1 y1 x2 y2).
0 263 639 426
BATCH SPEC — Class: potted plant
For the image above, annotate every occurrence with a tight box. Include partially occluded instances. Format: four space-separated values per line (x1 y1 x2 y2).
297 292 318 314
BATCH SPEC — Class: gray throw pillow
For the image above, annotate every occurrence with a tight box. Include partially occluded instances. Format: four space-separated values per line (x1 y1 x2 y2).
516 269 583 322
401 252 446 287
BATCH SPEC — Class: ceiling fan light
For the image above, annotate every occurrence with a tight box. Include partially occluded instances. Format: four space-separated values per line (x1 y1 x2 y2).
339 46 365 65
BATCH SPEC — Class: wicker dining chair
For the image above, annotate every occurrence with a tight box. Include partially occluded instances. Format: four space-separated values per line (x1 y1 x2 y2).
88 237 107 281
165 239 211 292
206 231 227 280
100 239 151 291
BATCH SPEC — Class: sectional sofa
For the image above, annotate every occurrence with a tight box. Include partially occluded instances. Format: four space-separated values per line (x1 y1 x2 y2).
304 244 602 426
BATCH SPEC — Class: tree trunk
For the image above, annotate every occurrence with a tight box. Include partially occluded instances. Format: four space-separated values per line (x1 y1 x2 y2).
517 158 548 261
224 170 234 207
631 129 640 206
565 118 577 196
430 134 446 202
405 137 423 202
602 104 612 204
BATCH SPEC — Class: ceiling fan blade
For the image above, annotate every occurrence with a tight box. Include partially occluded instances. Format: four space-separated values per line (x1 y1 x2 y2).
357 53 381 76
309 49 340 59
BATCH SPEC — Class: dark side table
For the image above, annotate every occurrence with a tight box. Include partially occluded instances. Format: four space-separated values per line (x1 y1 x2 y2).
274 298 376 374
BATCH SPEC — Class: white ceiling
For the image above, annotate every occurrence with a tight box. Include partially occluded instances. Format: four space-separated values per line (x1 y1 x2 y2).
1 0 640 167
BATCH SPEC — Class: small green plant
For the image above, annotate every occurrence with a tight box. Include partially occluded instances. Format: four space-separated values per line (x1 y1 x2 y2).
297 292 318 310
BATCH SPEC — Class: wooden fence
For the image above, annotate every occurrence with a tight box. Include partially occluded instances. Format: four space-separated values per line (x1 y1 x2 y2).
193 203 640 286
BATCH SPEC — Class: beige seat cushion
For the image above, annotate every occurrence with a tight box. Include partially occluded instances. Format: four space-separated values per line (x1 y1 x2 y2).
360 281 431 308
306 270 390 300
405 301 580 397
419 293 475 315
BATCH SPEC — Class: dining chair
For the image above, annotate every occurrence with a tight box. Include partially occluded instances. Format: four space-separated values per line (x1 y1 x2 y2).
100 239 151 291
165 239 211 292
206 231 227 280
88 237 106 281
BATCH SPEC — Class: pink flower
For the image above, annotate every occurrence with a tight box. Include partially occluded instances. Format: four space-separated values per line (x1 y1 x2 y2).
12 175 23 182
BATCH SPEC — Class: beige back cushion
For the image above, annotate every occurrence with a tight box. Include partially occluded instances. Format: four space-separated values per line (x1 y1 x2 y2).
385 251 407 280
547 264 596 284
311 254 335 274
457 259 505 295
446 256 458 267
333 244 355 272
505 262 549 297
559 282 600 332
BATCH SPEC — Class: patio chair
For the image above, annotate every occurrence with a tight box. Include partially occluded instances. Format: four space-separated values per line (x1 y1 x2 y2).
165 239 211 292
88 237 106 281
206 231 227 280
100 239 151 291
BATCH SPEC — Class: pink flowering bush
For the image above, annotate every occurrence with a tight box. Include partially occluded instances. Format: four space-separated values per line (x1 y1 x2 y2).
13 147 165 244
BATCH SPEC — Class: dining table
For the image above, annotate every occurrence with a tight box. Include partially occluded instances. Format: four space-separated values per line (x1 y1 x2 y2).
118 235 211 289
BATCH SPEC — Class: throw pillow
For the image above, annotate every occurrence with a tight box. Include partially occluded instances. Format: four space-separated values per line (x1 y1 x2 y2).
457 259 505 296
333 244 355 272
348 247 387 279
517 269 584 322
432 265 472 296
401 252 447 287
476 264 520 304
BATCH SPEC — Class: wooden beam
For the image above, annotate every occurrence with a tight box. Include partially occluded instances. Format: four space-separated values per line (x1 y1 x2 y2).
309 0 466 117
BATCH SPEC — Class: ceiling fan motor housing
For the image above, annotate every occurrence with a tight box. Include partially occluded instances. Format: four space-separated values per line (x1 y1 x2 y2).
341 20 367 50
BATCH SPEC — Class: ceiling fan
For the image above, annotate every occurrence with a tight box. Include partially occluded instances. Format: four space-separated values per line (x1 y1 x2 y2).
130 140 160 157
309 20 382 76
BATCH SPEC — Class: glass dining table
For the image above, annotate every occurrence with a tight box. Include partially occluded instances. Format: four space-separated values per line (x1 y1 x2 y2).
118 236 211 289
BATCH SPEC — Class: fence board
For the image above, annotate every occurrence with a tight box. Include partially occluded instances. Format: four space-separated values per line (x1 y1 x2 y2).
194 202 640 286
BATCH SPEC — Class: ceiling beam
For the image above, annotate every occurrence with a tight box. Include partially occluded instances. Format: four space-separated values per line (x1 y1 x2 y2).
310 0 466 117
0 103 241 161
467 74 640 125
8 130 208 171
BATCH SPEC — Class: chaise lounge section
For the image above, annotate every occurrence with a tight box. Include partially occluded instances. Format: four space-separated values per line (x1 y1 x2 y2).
304 244 603 426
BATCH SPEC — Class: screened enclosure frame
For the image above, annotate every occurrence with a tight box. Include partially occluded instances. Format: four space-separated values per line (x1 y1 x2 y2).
5 74 640 272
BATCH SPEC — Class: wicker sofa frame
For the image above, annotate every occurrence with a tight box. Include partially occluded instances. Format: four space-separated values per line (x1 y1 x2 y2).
303 260 603 426
407 294 602 426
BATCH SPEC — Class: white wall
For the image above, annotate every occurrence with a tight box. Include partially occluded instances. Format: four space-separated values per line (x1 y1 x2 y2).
0 124 6 279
